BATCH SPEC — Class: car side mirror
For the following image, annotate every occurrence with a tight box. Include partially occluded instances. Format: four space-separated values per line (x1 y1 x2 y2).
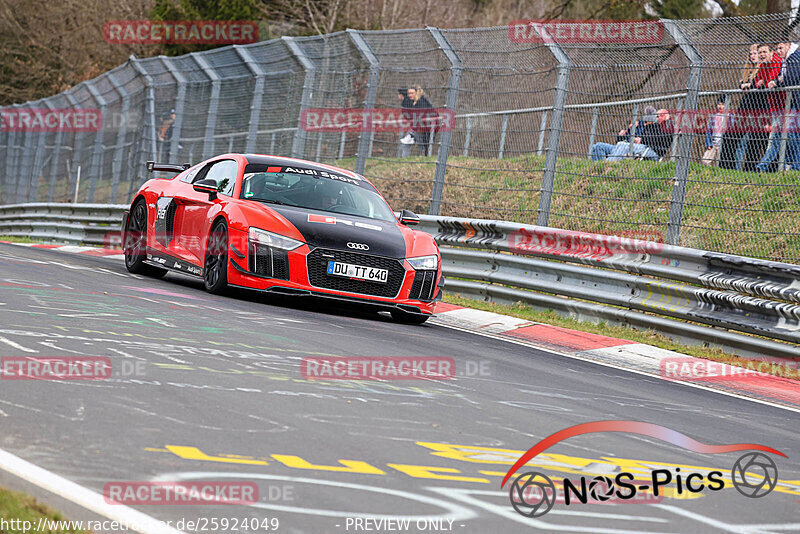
193 178 218 200
399 209 420 226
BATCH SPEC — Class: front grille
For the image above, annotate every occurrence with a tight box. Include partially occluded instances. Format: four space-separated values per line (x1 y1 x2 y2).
249 243 290 281
408 270 437 301
307 248 405 298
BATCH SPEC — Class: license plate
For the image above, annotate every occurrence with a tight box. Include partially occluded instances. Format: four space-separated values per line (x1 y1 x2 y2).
327 261 388 283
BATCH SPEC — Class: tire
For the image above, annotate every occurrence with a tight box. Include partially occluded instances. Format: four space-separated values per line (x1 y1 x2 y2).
124 199 167 278
204 221 229 294
390 309 430 325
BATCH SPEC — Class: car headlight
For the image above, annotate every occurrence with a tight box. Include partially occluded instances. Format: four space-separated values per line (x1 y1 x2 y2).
248 227 304 251
407 254 438 270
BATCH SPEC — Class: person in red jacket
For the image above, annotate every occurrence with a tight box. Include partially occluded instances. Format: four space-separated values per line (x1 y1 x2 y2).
753 44 787 171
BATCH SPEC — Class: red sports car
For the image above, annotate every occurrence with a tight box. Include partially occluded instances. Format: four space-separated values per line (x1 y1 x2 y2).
121 154 443 323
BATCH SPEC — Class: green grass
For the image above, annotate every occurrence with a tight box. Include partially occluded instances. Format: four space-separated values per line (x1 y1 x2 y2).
331 154 800 262
0 235 35 243
444 293 800 381
0 486 88 533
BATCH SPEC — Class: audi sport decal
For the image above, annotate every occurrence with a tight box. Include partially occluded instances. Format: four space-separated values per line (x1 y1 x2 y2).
267 165 361 185
307 213 382 231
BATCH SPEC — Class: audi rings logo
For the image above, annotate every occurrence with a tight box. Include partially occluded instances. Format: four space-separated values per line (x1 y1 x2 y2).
346 242 369 250
732 452 779 498
509 472 556 518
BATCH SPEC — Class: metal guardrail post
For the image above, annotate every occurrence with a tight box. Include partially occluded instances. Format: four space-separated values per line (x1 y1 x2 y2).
191 53 221 159
107 73 130 203
427 27 463 216
536 31 571 227
85 81 107 203
662 19 702 246
161 57 187 162
347 29 380 175
234 45 266 155
283 36 316 159
129 56 158 164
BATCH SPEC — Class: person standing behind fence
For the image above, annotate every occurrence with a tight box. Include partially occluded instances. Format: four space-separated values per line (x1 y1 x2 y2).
754 43 785 172
777 40 800 170
407 86 435 155
719 45 760 170
157 109 176 160
703 96 727 166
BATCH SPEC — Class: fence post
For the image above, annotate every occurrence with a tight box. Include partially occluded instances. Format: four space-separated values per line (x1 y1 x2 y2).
129 56 158 164
347 29 380 175
14 104 37 203
587 106 599 157
626 104 639 158
778 90 792 170
6 105 20 203
498 114 508 159
463 117 472 157
191 53 221 159
537 111 548 156
161 57 187 162
662 19 702 246
28 101 50 202
427 27 462 215
64 92 86 201
234 45 266 155
84 81 107 203
107 73 129 203
536 34 571 227
283 36 316 159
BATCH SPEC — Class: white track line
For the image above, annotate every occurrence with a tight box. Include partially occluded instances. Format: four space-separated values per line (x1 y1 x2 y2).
0 448 183 534
0 336 38 353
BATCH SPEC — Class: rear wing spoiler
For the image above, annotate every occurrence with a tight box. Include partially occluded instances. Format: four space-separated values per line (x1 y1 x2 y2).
146 161 192 173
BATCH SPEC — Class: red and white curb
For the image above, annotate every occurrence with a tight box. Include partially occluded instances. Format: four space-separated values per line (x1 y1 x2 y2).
3 241 798 408
432 302 800 408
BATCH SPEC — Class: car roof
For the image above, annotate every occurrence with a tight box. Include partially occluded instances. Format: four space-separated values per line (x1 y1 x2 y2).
243 154 364 182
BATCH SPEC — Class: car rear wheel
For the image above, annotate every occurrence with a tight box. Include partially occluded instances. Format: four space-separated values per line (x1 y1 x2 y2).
390 309 430 324
124 199 167 278
204 221 229 294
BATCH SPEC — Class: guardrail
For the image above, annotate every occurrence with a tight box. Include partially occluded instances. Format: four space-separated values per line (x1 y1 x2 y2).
416 215 800 359
0 203 127 247
1 203 797 358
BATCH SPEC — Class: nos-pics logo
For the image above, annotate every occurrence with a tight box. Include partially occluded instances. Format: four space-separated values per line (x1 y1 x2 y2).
502 421 784 518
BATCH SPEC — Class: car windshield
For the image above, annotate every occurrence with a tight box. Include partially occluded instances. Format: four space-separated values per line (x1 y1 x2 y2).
239 164 397 222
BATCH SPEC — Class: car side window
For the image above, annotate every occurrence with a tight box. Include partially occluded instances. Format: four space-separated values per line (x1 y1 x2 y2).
179 165 202 183
199 160 238 197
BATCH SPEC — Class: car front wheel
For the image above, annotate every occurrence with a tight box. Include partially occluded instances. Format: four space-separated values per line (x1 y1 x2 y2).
204 221 229 294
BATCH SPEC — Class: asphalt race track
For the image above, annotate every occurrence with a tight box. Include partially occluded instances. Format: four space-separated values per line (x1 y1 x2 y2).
0 242 798 533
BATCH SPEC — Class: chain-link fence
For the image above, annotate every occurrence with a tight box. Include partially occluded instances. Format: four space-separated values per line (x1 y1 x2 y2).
2 12 800 262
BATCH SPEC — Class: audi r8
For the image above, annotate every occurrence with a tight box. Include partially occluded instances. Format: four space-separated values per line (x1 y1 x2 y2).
121 154 443 323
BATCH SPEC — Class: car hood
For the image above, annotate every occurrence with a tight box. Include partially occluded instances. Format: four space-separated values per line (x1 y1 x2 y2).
269 204 407 258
